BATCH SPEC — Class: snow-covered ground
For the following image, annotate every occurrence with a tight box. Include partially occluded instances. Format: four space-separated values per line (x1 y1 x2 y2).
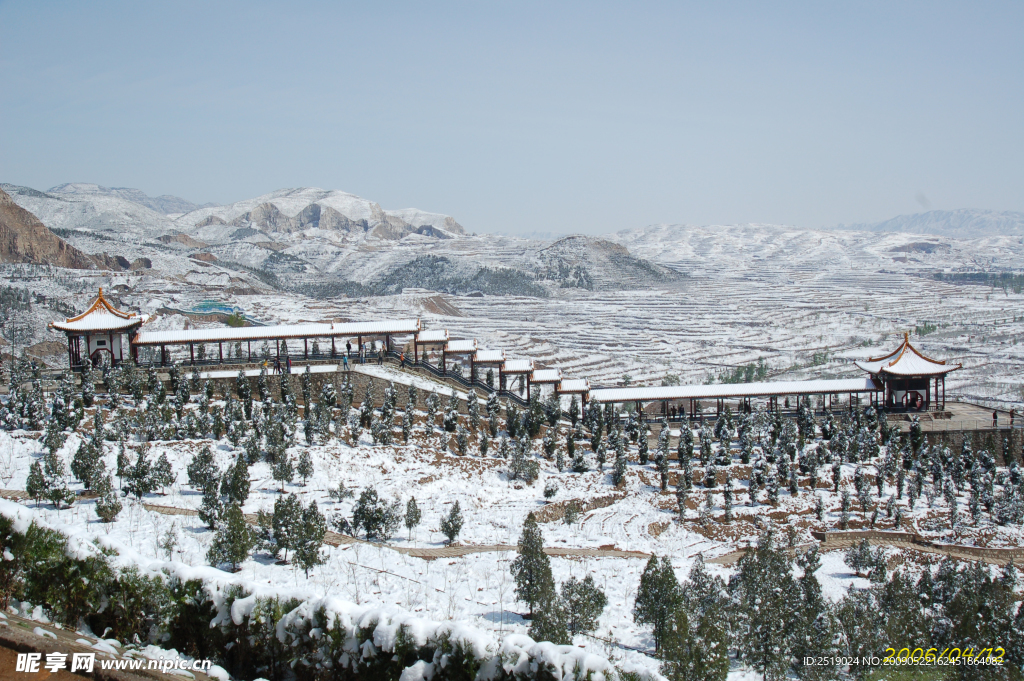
2 378 1017 679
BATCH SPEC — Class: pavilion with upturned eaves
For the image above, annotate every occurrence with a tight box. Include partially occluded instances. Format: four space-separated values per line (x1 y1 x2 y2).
49 288 146 369
854 333 961 411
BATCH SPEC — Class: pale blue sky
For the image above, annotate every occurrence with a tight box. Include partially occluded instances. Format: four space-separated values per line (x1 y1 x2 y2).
1 1 1022 234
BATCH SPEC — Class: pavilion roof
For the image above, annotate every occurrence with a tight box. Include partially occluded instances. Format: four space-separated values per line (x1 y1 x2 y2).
49 288 145 333
854 333 961 377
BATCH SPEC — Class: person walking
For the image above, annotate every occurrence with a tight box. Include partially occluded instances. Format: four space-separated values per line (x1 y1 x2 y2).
346 340 352 356
377 348 383 365
993 410 998 427
286 356 292 373
342 355 349 372
400 351 406 368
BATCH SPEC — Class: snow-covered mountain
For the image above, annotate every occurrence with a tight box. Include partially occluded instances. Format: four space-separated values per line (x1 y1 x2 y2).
1 183 466 245
1 183 176 240
836 208 1024 238
47 183 216 215
179 187 465 243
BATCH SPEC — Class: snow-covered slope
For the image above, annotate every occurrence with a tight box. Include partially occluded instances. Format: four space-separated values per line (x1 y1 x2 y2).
1 183 175 240
836 208 1024 238
611 222 1024 278
48 183 214 215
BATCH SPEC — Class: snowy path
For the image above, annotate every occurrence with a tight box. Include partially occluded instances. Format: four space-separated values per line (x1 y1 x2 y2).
138 501 650 560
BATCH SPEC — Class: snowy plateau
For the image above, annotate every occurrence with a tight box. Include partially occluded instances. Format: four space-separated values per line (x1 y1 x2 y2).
1 182 1023 681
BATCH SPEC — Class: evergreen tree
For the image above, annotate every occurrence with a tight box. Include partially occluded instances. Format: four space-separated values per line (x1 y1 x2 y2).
440 500 464 544
675 484 689 519
509 438 540 482
425 391 440 431
698 425 714 466
407 384 418 412
568 395 579 427
198 476 223 529
731 531 801 681
320 378 338 411
544 391 561 429
272 493 303 561
456 425 469 456
43 417 67 457
637 421 650 464
511 512 555 618
505 400 521 439
351 486 403 541
661 555 729 681
81 371 95 408
528 592 571 645
207 503 256 571
561 574 607 636
723 475 734 522
571 447 588 473
656 451 670 491
93 474 122 523
526 390 544 438
301 365 312 407
612 443 627 486
152 452 175 493
71 439 103 490
221 455 250 505
296 449 314 485
467 389 480 431
293 501 326 577
272 453 294 491
124 446 156 500
26 460 47 505
634 555 681 651
442 392 459 433
401 408 413 443
405 497 421 539
678 426 694 470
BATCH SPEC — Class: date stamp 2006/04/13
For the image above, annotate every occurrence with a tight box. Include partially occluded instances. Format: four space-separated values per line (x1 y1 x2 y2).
804 647 1006 668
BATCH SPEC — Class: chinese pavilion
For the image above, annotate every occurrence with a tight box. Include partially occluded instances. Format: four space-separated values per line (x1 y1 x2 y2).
854 333 961 411
49 289 145 370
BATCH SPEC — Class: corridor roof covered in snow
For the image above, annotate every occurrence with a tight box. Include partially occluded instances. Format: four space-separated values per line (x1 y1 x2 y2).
133 319 420 346
589 377 882 404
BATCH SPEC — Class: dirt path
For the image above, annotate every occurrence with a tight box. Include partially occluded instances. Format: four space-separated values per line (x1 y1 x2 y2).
705 530 1024 567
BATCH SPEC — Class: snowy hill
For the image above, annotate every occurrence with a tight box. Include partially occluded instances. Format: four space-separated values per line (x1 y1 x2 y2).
610 222 1024 278
836 208 1024 238
1 183 175 240
47 183 216 215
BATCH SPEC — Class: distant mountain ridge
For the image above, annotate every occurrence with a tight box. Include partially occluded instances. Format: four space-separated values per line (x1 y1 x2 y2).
836 209 1024 238
46 183 216 215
